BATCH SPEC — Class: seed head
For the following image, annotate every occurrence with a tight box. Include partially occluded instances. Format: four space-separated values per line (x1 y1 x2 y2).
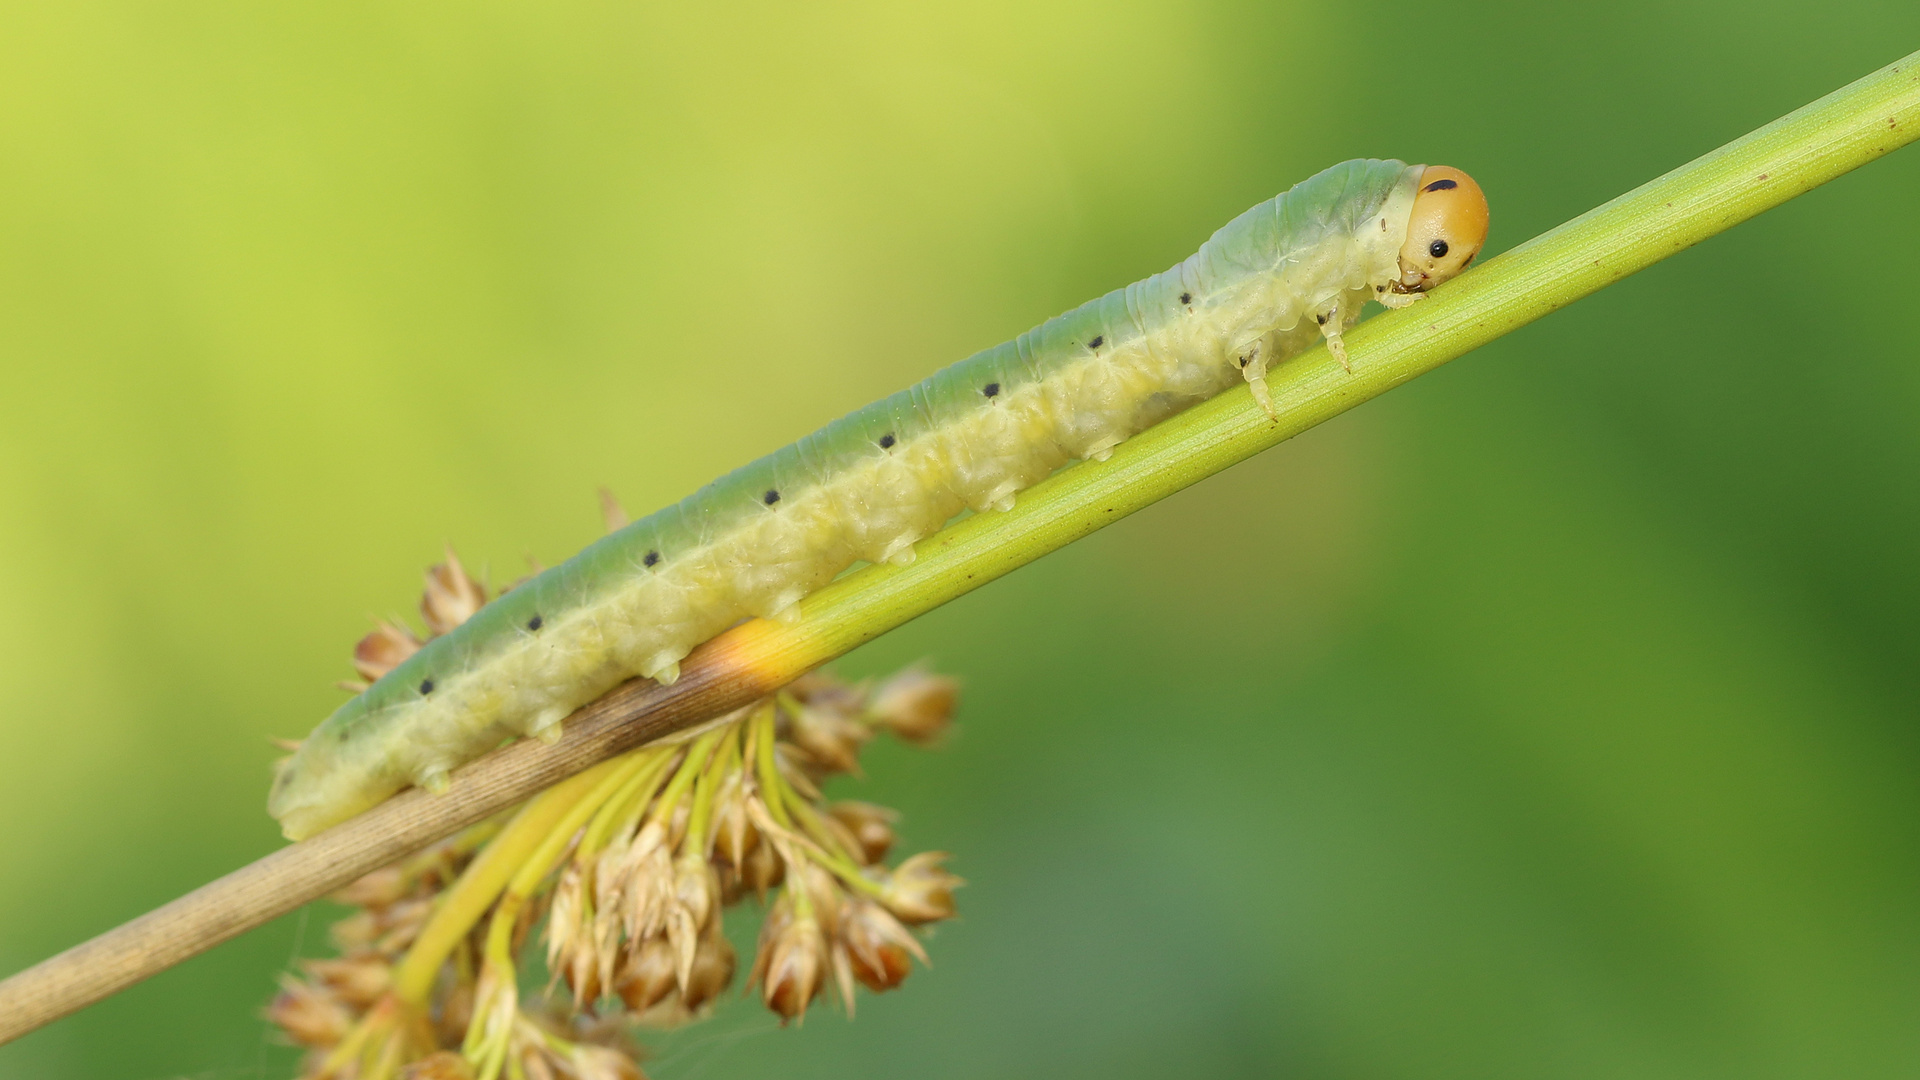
399 1051 476 1080
270 663 962 1073
666 854 718 990
435 979 475 1048
615 936 677 1014
758 907 827 1024
334 865 410 909
421 547 488 636
738 837 785 895
265 977 352 1048
353 621 422 682
300 954 391 1008
547 865 603 1004
840 898 928 992
370 897 435 955
790 672 866 714
564 1043 646 1080
711 779 758 868
517 1046 561 1080
790 861 848 937
880 852 961 924
785 700 870 776
598 487 631 534
867 667 959 744
681 928 736 1012
827 801 898 865
612 826 675 944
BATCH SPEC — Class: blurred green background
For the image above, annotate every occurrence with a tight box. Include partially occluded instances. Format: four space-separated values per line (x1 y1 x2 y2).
2 2 1917 1077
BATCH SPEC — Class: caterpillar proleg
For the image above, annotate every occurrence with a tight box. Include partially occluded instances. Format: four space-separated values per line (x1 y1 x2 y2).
269 158 1491 840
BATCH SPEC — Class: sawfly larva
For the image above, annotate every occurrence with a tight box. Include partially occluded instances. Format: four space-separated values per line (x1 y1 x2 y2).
270 159 1491 840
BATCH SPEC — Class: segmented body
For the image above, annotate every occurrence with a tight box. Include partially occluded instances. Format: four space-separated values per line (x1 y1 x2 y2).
271 159 1427 839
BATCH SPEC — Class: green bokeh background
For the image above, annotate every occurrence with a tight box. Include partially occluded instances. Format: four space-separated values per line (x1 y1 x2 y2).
3 3 1917 1077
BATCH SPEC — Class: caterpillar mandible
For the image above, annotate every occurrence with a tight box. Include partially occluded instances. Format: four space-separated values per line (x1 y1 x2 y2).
269 159 1491 840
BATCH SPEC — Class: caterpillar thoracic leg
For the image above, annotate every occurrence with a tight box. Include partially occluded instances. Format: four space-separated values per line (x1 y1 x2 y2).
1318 300 1352 373
1239 338 1276 418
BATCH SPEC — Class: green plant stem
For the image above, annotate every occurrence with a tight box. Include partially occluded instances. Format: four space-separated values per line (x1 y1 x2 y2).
764 50 1920 672
0 49 1914 1046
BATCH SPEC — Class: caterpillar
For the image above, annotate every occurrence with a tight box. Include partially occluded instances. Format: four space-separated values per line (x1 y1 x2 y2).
270 158 1491 840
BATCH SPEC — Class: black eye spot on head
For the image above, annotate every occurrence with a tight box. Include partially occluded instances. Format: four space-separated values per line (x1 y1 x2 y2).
1179 292 1192 305
1424 178 1458 192
527 614 542 631
1087 335 1103 349
1429 239 1449 259
643 550 660 567
982 382 1000 398
763 489 780 505
419 679 435 695
878 433 895 449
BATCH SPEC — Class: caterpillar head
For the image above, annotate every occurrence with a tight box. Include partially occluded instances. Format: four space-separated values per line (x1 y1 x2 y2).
1397 166 1489 291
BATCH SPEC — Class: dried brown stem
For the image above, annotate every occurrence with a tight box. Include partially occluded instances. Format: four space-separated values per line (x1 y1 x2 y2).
0 627 786 1045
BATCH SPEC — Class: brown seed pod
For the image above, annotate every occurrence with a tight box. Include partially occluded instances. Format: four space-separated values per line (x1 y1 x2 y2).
421 547 488 636
400 1051 477 1080
352 621 422 682
867 667 959 745
880 852 962 924
616 937 678 1014
827 801 898 865
760 915 826 1023
840 899 927 992
264 978 353 1048
680 930 736 1012
739 839 785 894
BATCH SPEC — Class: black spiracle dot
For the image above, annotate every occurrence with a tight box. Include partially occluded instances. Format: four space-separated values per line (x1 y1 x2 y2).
1424 178 1459 192
419 679 435 695
527 614 543 631
763 489 781 505
982 382 1000 399
1088 335 1103 349
1429 239 1449 258
1179 292 1192 305
878 433 896 449
643 550 660 567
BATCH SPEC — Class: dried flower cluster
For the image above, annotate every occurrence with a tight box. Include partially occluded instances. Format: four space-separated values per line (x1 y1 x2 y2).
268 549 962 1080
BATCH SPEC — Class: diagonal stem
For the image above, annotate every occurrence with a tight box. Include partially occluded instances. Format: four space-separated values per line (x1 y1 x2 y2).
0 47 1915 1047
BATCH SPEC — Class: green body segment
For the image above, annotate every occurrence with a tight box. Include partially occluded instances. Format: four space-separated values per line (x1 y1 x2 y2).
270 158 1425 839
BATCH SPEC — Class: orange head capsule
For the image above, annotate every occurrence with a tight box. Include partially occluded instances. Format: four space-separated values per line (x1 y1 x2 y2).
1397 166 1489 291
